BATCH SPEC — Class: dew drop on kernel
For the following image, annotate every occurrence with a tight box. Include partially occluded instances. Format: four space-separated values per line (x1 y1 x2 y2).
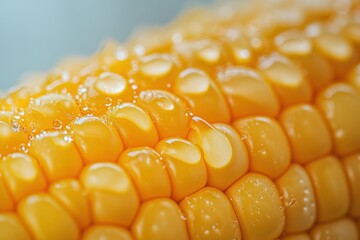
53 119 63 130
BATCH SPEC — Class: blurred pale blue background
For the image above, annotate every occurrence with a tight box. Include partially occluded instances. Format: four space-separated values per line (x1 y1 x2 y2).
0 0 212 91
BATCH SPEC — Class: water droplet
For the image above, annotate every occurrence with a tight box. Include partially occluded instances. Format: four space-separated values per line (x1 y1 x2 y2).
95 72 127 96
53 119 63 130
155 97 175 111
104 97 113 107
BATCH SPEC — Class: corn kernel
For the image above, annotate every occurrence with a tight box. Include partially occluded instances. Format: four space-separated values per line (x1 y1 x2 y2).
0 213 32 240
155 138 207 201
29 131 83 182
275 164 316 233
109 103 159 148
118 147 171 201
132 198 188 240
80 163 139 226
0 153 47 201
180 187 242 240
69 116 124 164
18 193 80 240
305 155 350 222
233 117 291 179
226 173 285 240
217 67 280 118
310 218 359 240
279 104 332 164
49 179 90 229
342 153 360 217
316 83 360 156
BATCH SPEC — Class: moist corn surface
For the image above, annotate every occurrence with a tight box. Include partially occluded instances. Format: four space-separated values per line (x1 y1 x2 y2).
1 0 360 239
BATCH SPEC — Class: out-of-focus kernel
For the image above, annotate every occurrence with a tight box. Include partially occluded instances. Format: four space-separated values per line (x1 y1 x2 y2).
69 116 124 164
173 68 231 123
132 198 189 240
80 163 139 227
25 93 79 134
310 218 359 240
291 51 334 91
275 30 312 56
0 213 32 240
275 164 316 233
18 193 80 240
226 173 285 240
131 54 179 90
306 155 350 222
118 147 171 201
29 131 83 182
0 177 14 211
156 138 207 202
180 187 241 240
280 104 332 164
217 67 280 118
342 153 360 217
347 63 360 91
258 53 312 107
344 23 360 43
0 153 47 201
83 225 134 240
233 117 291 179
316 83 360 156
137 90 189 139
49 179 90 229
109 103 159 148
314 33 353 61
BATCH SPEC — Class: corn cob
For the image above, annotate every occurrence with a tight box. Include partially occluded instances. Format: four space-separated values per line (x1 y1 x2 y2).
1 0 360 239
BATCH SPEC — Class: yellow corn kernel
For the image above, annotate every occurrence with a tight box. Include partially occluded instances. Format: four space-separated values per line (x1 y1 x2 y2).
83 225 133 240
77 72 133 115
187 117 241 190
24 93 80 134
180 187 242 240
305 155 350 222
173 68 231 123
233 117 291 179
109 103 159 148
279 104 332 164
226 173 285 240
316 83 360 156
0 213 32 240
0 153 47 201
0 120 28 158
49 179 91 229
18 193 80 240
29 131 83 181
69 116 124 164
342 153 360 217
258 53 313 107
155 138 207 201
310 218 359 240
118 147 171 201
137 90 189 139
275 164 316 233
290 51 334 91
217 66 280 118
0 177 14 211
132 198 188 240
80 163 139 226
